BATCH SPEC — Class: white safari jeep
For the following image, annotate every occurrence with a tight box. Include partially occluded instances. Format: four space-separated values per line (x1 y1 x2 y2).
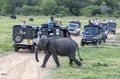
13 25 39 52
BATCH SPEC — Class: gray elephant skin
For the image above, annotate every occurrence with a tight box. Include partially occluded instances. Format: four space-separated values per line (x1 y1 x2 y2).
35 37 83 68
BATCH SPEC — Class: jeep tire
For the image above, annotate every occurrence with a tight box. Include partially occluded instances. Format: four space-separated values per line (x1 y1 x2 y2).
13 33 23 43
99 39 102 44
113 31 116 34
30 45 35 53
81 42 85 46
14 44 19 52
103 39 106 43
41 34 48 38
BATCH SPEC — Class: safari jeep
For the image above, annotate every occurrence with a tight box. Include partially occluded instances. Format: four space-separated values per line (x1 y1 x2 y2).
81 24 102 46
68 21 81 36
107 22 116 34
13 25 39 52
39 23 69 38
99 23 108 42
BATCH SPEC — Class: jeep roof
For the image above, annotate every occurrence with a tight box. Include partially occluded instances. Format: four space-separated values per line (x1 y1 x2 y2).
41 23 61 28
84 24 101 29
69 21 81 26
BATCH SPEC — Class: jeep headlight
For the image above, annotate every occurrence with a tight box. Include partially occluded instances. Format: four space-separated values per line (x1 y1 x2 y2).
82 36 86 39
93 37 98 39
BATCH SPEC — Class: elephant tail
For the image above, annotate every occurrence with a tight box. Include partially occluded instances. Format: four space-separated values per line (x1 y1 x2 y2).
35 46 39 62
76 44 83 61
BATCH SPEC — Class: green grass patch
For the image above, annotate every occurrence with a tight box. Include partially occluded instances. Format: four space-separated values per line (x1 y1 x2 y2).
48 47 120 79
116 33 120 41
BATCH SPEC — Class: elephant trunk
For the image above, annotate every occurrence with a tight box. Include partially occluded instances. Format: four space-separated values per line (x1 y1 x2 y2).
35 46 39 62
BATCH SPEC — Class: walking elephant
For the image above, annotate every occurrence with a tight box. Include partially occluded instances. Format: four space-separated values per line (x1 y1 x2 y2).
35 37 83 68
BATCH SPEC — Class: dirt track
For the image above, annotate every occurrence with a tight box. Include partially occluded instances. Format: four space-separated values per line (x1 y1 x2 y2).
0 51 56 79
0 29 120 79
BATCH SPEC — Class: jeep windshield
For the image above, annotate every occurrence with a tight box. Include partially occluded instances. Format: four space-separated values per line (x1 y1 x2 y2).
69 23 79 27
84 27 98 35
108 23 116 28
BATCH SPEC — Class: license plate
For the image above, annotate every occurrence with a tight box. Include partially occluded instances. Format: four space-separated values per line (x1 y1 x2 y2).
27 39 31 43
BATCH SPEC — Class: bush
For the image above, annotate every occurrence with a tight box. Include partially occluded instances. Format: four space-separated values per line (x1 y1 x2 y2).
55 6 71 17
41 0 57 15
80 5 100 16
20 5 41 16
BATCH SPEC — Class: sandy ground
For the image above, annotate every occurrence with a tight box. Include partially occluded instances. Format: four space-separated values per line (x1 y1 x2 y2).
0 29 120 79
0 51 56 79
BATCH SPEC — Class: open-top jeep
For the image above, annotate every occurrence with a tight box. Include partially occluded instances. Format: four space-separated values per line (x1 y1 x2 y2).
68 21 81 36
39 23 69 38
81 24 102 46
13 25 39 52
99 23 108 42
107 22 116 34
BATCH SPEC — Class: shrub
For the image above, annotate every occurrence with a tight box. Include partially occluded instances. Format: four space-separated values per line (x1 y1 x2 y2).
80 5 100 16
41 0 57 15
20 5 41 16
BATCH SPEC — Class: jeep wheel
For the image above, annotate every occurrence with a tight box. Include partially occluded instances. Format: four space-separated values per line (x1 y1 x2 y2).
95 41 99 45
113 31 116 34
103 39 106 43
14 45 19 52
75 34 78 36
13 33 23 43
81 42 85 46
41 34 48 38
78 31 80 35
99 39 102 44
30 45 35 53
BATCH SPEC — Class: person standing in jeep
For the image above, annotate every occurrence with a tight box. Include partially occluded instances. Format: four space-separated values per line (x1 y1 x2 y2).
48 16 56 28
21 21 27 26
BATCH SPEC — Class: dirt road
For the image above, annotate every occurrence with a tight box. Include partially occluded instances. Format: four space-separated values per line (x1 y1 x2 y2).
0 50 56 79
0 29 120 79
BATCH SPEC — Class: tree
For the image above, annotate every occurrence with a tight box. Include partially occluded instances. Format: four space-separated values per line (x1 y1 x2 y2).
55 6 71 16
1 0 15 15
80 5 100 16
41 0 57 15
20 5 41 15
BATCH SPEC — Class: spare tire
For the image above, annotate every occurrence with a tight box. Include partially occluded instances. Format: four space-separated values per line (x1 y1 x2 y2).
13 33 23 43
41 34 48 38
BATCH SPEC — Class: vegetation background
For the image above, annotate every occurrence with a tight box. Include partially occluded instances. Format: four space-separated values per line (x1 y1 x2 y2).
0 0 120 17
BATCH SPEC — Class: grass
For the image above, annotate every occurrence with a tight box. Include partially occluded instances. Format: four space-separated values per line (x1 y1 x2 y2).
48 46 120 79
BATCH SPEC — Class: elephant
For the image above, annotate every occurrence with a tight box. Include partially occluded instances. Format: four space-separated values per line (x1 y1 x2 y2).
35 37 83 68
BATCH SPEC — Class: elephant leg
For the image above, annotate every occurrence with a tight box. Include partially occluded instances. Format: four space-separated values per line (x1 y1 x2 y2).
72 58 82 66
69 59 73 65
41 52 51 68
52 52 60 67
69 54 81 66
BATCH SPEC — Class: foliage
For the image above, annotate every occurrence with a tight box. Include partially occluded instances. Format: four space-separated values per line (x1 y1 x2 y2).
55 6 71 17
0 0 120 16
80 5 100 16
41 0 57 15
20 5 41 15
